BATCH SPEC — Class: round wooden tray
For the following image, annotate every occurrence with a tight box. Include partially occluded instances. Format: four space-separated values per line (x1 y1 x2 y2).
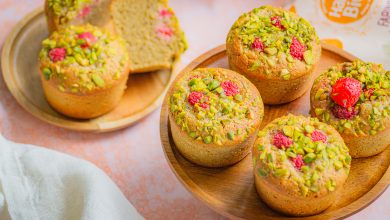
160 44 390 219
1 8 175 132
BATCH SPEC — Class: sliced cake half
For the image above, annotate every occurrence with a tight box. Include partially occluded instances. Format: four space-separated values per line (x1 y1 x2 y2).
45 0 113 33
111 0 187 73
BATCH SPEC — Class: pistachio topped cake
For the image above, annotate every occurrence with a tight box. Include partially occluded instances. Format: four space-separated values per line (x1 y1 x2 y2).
168 68 264 167
253 114 351 216
111 0 187 73
45 0 187 73
227 6 321 104
39 24 129 119
310 61 390 157
45 0 112 33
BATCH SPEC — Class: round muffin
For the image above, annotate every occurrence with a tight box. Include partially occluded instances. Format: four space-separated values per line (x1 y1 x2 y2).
226 6 321 104
253 114 351 216
310 61 390 158
168 68 264 167
45 0 112 33
39 24 129 119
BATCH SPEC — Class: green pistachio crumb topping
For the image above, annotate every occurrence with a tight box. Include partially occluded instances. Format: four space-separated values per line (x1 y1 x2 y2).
253 114 351 197
227 6 319 79
39 24 129 94
170 68 263 145
311 60 390 136
48 0 93 24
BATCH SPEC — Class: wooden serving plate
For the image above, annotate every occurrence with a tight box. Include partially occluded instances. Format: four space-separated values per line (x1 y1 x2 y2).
160 44 390 219
1 8 175 132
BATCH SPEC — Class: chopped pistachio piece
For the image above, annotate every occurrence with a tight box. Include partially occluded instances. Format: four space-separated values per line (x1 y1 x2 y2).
43 68 52 80
91 74 105 87
303 50 313 65
203 135 212 144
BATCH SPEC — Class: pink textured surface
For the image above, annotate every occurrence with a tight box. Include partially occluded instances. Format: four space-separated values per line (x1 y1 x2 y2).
0 0 389 219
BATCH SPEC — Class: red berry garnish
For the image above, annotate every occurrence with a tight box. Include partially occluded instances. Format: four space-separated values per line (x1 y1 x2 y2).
188 92 208 109
251 37 264 51
198 102 209 109
157 25 174 39
271 16 284 30
331 77 362 108
159 9 173 18
273 132 293 149
311 130 327 143
221 81 239 96
364 88 375 99
331 105 358 119
77 32 97 48
48 48 66 62
78 6 91 18
291 155 304 170
290 37 305 60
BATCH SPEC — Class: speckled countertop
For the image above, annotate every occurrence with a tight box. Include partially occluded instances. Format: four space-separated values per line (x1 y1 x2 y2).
0 0 389 219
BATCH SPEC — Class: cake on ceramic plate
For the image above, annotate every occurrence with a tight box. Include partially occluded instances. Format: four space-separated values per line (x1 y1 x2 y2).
310 60 390 158
226 6 321 104
253 114 351 216
111 0 187 73
45 0 113 33
168 68 264 167
39 24 129 119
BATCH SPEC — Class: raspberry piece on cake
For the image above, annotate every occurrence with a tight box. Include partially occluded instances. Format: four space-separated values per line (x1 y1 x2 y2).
159 8 173 18
273 132 293 149
251 38 264 51
48 48 66 62
78 32 97 48
291 155 304 170
156 25 174 40
78 6 91 18
188 92 208 109
290 37 305 60
198 102 209 109
221 81 239 96
331 105 358 119
271 16 284 30
311 130 327 143
330 77 362 108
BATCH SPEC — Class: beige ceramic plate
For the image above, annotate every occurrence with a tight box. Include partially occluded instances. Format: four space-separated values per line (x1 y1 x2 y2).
160 44 390 219
1 8 175 132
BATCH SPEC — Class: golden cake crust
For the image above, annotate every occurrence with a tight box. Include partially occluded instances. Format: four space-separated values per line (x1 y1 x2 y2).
168 68 264 167
39 24 129 118
226 6 321 104
253 114 350 216
40 70 128 119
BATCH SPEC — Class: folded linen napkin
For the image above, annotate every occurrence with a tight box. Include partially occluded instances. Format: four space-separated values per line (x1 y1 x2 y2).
0 135 143 220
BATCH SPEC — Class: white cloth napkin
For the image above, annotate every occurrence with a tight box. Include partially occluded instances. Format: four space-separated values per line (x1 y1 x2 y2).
0 135 143 220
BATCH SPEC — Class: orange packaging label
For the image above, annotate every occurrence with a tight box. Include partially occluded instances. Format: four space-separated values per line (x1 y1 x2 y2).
320 0 374 23
293 0 390 69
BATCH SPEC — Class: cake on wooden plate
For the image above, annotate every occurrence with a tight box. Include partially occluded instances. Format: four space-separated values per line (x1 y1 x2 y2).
39 24 129 119
227 6 321 104
253 114 351 216
310 60 390 158
168 68 264 167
